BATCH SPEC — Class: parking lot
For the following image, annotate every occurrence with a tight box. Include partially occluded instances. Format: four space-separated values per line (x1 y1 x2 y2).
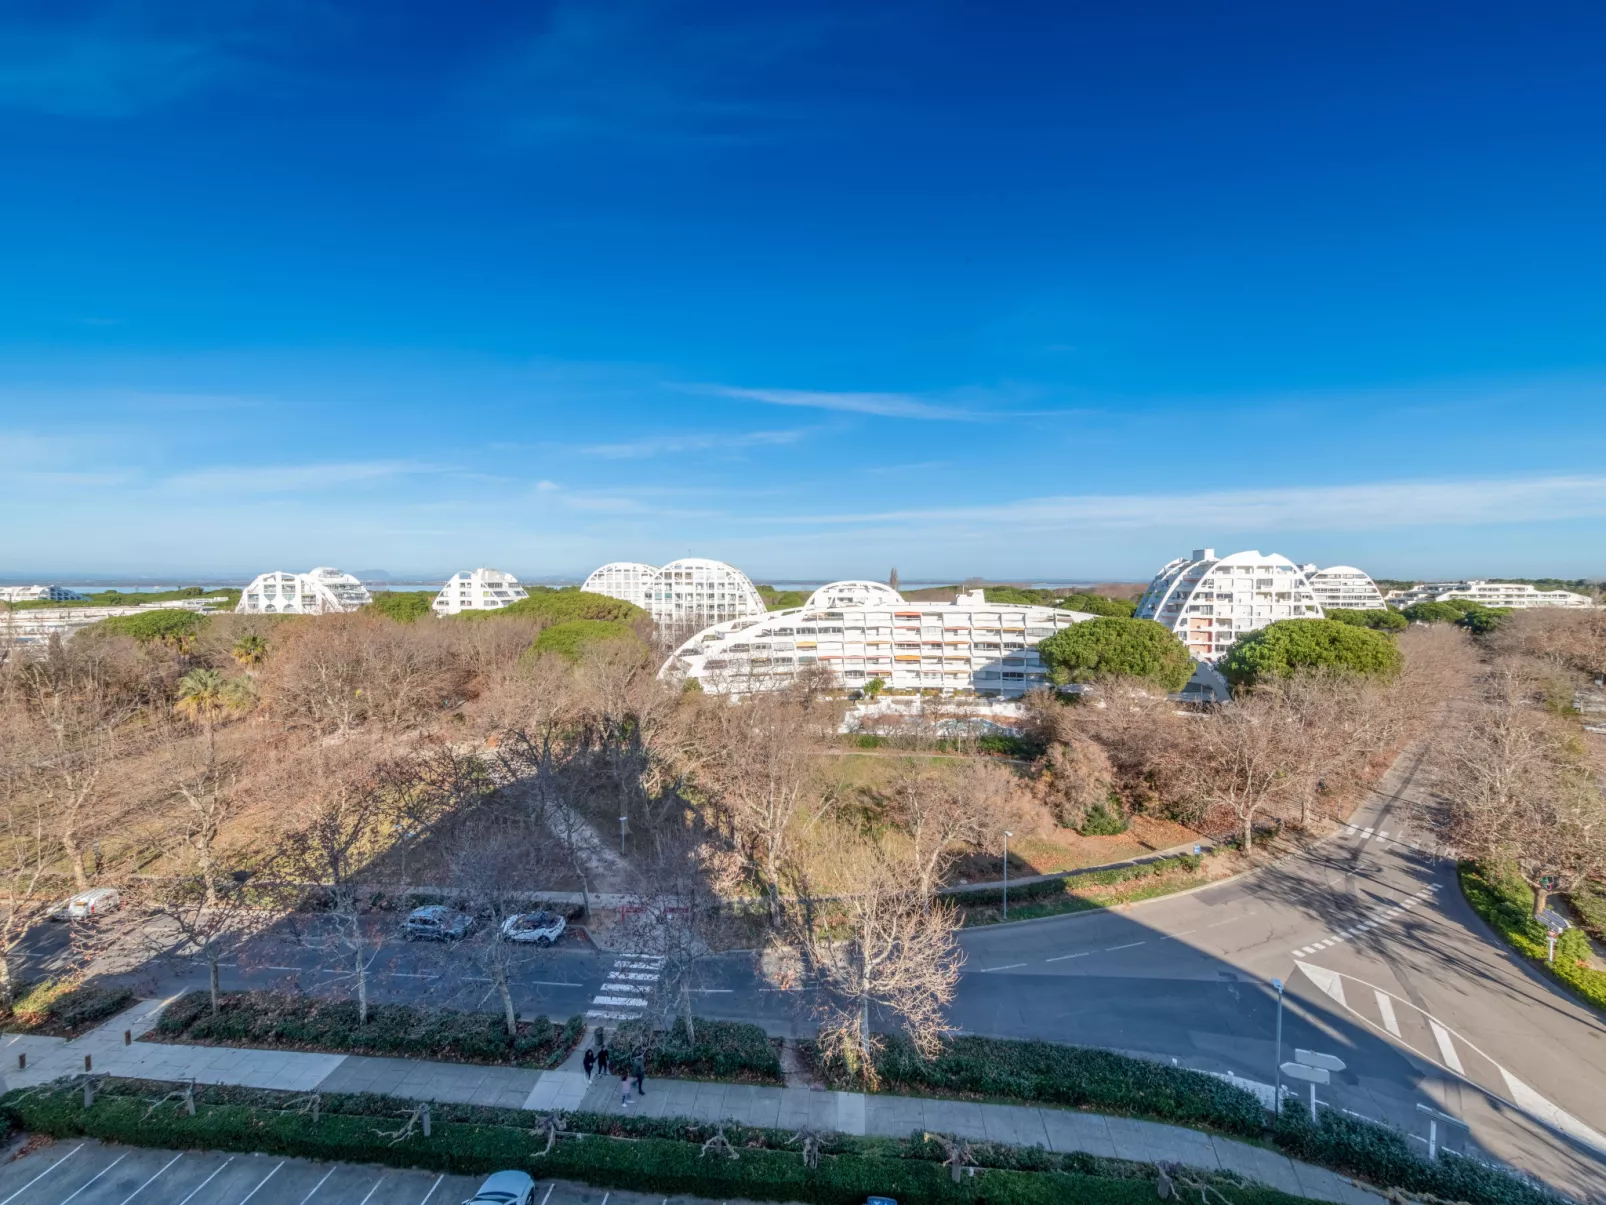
0 1139 748 1205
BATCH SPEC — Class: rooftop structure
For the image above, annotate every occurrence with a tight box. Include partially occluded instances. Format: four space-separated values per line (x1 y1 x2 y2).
1136 548 1324 662
663 585 1094 696
432 568 528 616
0 585 87 603
802 580 906 610
1301 565 1387 611
1384 581 1593 609
236 567 372 615
583 557 766 636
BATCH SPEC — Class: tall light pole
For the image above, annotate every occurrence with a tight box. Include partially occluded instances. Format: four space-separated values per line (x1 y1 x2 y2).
1002 831 1014 920
1271 978 1285 1116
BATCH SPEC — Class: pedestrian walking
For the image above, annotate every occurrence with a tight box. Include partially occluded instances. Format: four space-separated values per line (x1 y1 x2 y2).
632 1049 646 1096
597 1044 611 1076
582 1048 595 1081
619 1068 632 1108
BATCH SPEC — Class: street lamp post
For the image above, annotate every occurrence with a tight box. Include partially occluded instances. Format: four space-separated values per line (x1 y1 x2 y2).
1271 978 1285 1116
619 814 628 856
1002 831 1014 920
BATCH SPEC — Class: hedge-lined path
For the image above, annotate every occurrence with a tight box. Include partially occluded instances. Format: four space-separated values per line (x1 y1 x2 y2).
0 1001 1384 1205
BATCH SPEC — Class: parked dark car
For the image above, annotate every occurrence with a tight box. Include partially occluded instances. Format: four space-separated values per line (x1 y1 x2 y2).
403 905 474 941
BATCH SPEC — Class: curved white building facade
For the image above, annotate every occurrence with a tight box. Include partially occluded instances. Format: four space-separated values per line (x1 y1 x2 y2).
432 568 528 616
1303 565 1386 611
583 557 766 635
1136 549 1323 662
1385 581 1593 609
664 588 1093 696
802 580 905 610
236 567 372 615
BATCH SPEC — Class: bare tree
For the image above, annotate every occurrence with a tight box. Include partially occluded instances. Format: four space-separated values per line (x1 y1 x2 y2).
162 723 251 905
781 837 963 1087
884 761 1015 902
141 875 272 1016
1184 686 1308 853
0 696 66 1008
1441 663 1606 914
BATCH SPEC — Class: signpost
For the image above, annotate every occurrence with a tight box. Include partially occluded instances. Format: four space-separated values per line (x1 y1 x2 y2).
1538 909 1570 964
1415 1103 1468 1160
1281 1049 1347 1122
1002 831 1013 920
1270 979 1285 1111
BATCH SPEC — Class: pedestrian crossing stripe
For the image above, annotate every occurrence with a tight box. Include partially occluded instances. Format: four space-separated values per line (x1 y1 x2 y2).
1290 884 1442 955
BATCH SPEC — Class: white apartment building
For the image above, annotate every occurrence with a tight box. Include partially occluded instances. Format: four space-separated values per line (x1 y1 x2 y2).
1384 580 1593 609
1136 549 1324 662
662 584 1094 696
431 568 528 615
235 567 373 615
1301 565 1387 611
583 557 767 635
802 580 905 610
0 585 87 602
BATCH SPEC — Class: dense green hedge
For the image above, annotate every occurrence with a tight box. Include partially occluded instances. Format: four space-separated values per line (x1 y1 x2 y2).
603 1016 783 1084
2 1079 1318 1205
1274 1101 1567 1205
468 588 646 624
946 852 1204 909
1 982 133 1038
815 1034 1264 1137
1458 863 1606 1012
153 991 584 1068
367 591 435 622
82 608 205 645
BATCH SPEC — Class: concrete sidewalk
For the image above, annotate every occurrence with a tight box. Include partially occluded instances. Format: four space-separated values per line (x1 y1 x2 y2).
0 1002 1383 1205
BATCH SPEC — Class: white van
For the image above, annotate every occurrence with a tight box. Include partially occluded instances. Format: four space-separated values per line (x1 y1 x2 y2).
52 887 121 920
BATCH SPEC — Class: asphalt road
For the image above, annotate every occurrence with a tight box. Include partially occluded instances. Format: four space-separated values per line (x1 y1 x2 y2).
0 1137 734 1205
27 739 1606 1197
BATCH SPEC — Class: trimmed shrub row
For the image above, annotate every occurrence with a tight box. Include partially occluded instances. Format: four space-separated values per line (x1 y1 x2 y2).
1 982 134 1038
1274 1101 1567 1205
814 1034 1265 1138
2 1078 1317 1205
1459 863 1606 1013
603 1015 784 1084
946 852 1204 909
153 991 585 1068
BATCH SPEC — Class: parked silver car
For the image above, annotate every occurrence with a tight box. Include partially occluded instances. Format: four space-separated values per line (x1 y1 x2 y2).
463 1169 535 1205
50 887 121 920
403 905 474 941
500 910 566 946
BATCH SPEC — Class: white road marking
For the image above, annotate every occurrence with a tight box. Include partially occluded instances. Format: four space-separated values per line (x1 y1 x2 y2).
357 1178 386 1205
1429 1019 1464 1074
1105 941 1146 951
115 1152 184 1205
1160 929 1197 940
539 1187 554 1205
1498 1067 1606 1158
690 988 734 993
417 1173 445 1205
296 1166 337 1204
174 1158 234 1205
1374 990 1400 1038
592 995 647 1007
0 1144 82 1205
53 1152 128 1205
607 972 660 982
236 1161 284 1205
1046 951 1091 962
977 963 1026 972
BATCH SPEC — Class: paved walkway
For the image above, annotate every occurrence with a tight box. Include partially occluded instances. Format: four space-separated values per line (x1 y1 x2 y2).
0 1003 1384 1205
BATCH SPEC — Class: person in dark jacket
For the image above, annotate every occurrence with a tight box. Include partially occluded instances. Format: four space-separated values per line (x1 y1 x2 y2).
631 1049 646 1096
597 1043 610 1076
582 1048 596 1080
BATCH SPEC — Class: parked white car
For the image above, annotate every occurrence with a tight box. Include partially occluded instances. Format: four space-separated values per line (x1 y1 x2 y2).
463 1169 535 1205
500 910 566 946
51 887 121 920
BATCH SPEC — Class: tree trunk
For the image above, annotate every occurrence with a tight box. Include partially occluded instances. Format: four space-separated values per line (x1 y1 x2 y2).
355 945 369 1025
682 982 696 1043
496 967 517 1038
858 992 873 1080
61 833 90 891
1533 884 1549 917
209 955 221 1015
1242 812 1254 854
0 954 14 1011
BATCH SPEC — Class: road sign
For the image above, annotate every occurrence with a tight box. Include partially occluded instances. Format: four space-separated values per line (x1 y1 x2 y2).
1295 1049 1347 1073
1280 1062 1329 1085
1538 909 1571 934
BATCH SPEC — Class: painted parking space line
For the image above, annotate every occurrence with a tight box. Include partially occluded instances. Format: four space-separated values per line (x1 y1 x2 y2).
56 1153 129 1205
0 1143 82 1205
115 1152 184 1205
296 1166 337 1204
417 1173 445 1205
236 1160 284 1204
174 1158 233 1205
357 1177 386 1205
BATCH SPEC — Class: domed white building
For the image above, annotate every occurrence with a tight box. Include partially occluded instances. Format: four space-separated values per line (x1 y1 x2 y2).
1302 565 1387 611
236 567 372 615
802 580 905 610
1136 549 1324 662
664 587 1094 696
582 557 766 635
432 568 528 616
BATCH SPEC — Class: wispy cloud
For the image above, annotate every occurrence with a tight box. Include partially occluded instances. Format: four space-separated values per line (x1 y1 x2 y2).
695 384 976 421
163 460 453 495
763 474 1606 533
577 427 814 459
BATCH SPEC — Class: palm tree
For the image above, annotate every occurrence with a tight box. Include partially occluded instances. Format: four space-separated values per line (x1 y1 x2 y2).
175 669 226 725
231 634 268 671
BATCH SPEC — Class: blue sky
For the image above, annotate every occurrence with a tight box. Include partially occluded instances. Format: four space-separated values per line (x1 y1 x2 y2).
3 1 1605 583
